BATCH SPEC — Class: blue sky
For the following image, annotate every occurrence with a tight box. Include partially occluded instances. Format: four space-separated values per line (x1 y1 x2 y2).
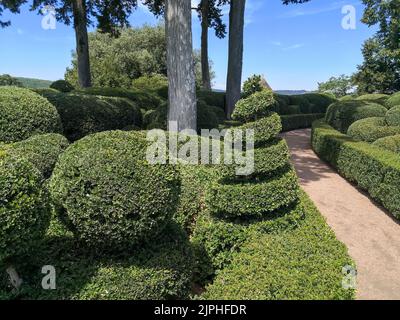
0 0 376 90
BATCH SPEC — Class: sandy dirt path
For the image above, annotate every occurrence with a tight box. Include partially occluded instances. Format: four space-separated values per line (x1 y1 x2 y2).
283 129 400 300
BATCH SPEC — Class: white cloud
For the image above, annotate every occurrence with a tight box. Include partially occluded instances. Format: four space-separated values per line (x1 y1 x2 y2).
280 1 349 18
283 43 305 51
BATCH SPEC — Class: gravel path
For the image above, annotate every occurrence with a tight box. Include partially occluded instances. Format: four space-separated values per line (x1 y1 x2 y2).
283 129 400 300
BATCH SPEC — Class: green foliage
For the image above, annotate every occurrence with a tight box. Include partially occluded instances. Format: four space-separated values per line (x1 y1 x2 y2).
325 100 387 133
302 93 337 113
347 117 400 142
2 222 194 300
0 151 51 262
50 80 74 93
386 92 400 109
232 90 277 122
318 74 353 97
279 105 301 115
0 86 62 143
40 92 142 141
242 75 271 98
2 133 69 179
75 87 163 111
49 131 180 251
197 100 220 130
312 120 400 218
197 90 226 110
281 113 325 132
206 168 300 218
132 74 168 98
202 192 355 300
0 74 22 87
373 135 400 154
385 106 400 126
356 93 390 106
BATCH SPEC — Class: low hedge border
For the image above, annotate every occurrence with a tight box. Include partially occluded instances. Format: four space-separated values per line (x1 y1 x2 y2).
312 119 400 218
205 167 300 218
281 113 325 132
347 117 400 143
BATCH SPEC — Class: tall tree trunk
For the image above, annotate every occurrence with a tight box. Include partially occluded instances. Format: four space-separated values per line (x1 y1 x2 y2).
201 0 212 91
166 0 197 132
72 0 92 88
225 0 245 119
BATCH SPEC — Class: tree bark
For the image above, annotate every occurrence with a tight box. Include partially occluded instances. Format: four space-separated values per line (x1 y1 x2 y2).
166 0 197 132
201 0 212 91
72 0 92 88
226 0 246 119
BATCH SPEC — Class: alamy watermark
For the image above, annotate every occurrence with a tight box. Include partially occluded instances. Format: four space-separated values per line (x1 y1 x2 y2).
41 5 56 30
146 121 255 176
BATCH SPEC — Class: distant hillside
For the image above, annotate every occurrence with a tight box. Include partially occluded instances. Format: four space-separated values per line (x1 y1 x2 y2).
15 77 52 89
213 89 308 95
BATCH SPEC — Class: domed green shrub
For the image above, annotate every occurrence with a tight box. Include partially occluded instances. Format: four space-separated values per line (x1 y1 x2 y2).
325 100 387 133
347 117 400 143
198 100 220 130
77 87 163 110
373 134 400 154
206 168 299 218
356 94 389 106
1 133 69 179
49 130 180 250
232 90 277 123
50 80 74 93
289 95 312 113
340 95 356 101
0 86 62 143
386 92 400 109
0 151 51 262
302 93 337 113
279 105 301 115
43 92 142 141
197 90 226 110
386 106 400 126
132 74 168 93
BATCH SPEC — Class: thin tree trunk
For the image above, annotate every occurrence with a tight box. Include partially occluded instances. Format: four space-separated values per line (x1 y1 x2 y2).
72 0 92 88
201 0 212 91
166 0 197 132
226 0 246 119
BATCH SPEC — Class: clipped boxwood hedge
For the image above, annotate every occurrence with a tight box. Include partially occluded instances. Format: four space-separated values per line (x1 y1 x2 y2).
197 90 226 110
386 92 400 109
312 120 400 218
41 92 142 141
232 113 282 146
0 151 51 262
385 106 400 126
281 113 325 132
373 134 400 154
1 133 69 179
50 80 74 93
206 167 300 218
325 100 387 133
232 90 277 123
219 138 290 179
49 130 180 251
347 117 400 143
2 222 194 300
75 87 163 110
356 94 389 106
302 93 337 113
0 86 62 143
201 191 355 300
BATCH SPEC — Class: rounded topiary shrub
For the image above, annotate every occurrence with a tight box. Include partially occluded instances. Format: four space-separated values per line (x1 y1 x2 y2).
232 90 277 123
386 92 400 109
0 151 51 262
347 117 400 143
2 133 69 179
49 130 180 250
50 80 74 93
0 86 62 143
198 100 220 131
302 93 337 114
289 95 312 114
373 134 400 154
43 92 142 141
325 100 387 133
356 94 389 106
386 106 400 126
